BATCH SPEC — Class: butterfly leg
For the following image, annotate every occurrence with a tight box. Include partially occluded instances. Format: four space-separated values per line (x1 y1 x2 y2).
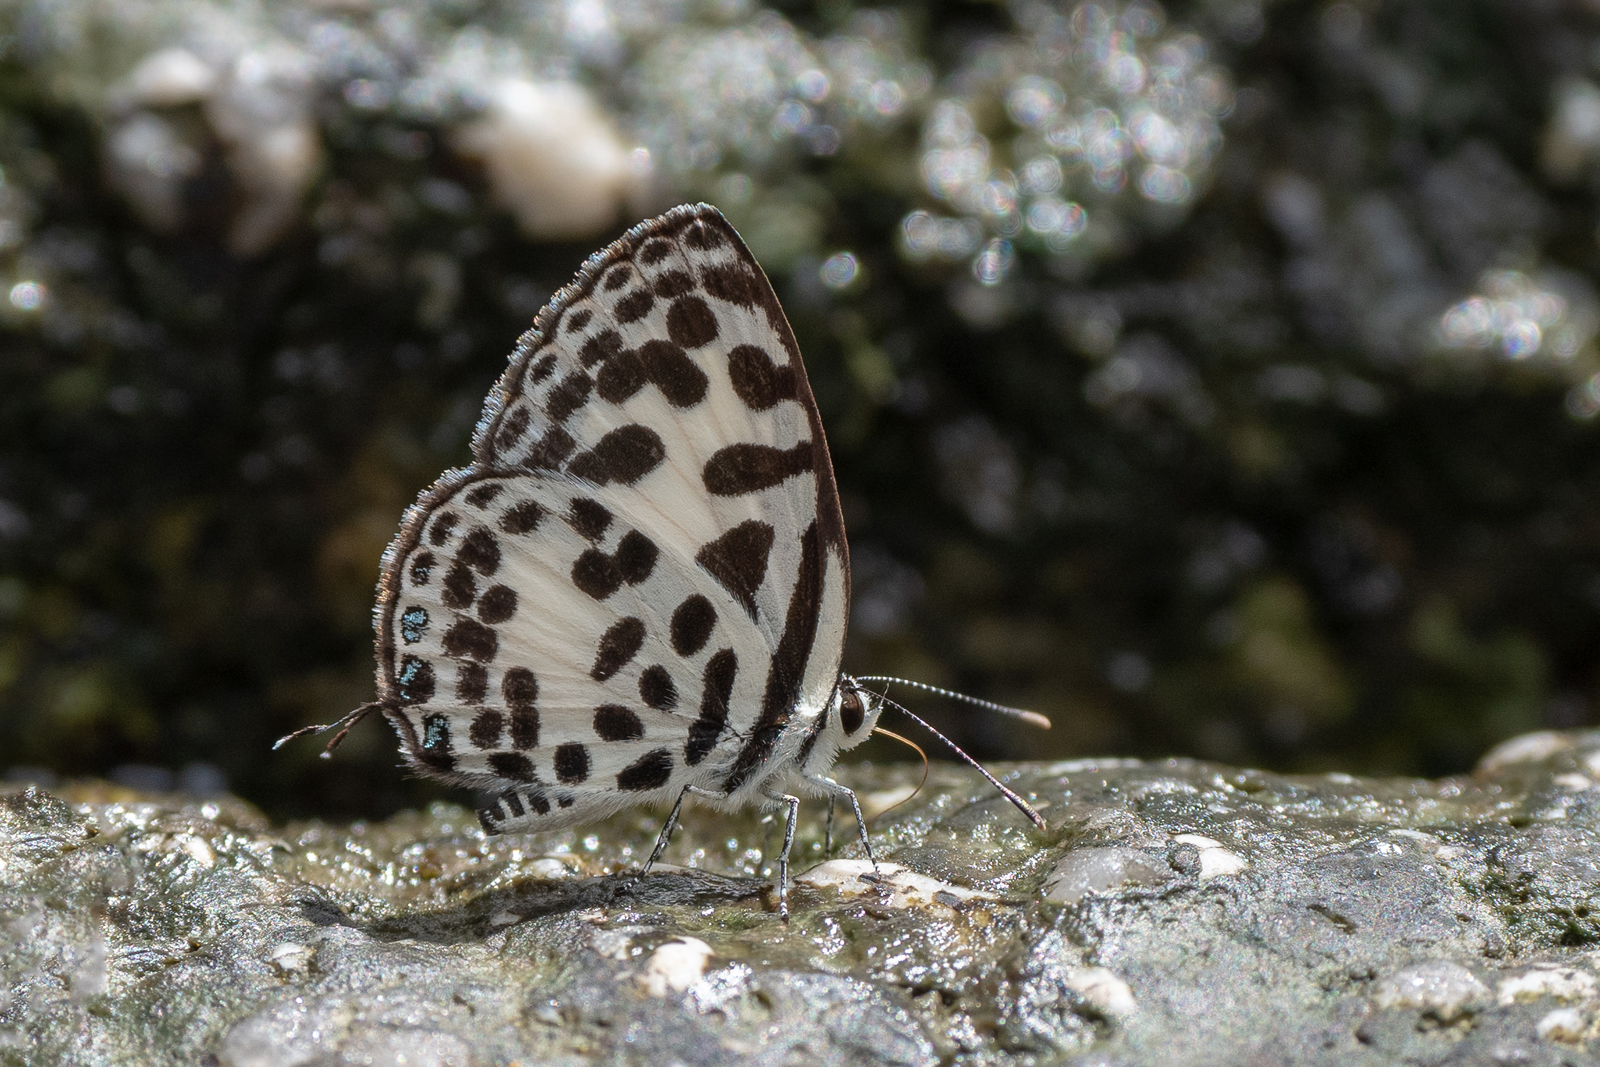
760 788 802 920
637 784 721 882
804 775 881 880
824 797 836 856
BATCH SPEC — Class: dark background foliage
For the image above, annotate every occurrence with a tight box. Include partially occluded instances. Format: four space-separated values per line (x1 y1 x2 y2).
2 0 1599 820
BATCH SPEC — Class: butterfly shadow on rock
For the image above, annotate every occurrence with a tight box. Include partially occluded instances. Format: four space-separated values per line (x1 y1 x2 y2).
298 869 764 947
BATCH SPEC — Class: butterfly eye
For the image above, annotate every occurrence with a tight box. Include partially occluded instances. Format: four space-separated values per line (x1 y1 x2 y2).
839 690 866 735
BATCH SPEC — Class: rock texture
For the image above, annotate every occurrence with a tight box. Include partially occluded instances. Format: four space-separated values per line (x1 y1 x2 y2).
9 731 1600 1065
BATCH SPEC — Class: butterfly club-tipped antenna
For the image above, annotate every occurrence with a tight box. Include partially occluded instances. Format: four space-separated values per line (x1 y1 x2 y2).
852 677 1049 832
273 702 383 758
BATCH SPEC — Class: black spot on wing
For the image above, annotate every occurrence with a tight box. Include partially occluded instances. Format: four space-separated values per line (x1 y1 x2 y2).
504 667 540 749
639 340 708 406
496 406 531 452
684 220 725 250
702 442 813 496
488 752 535 782
420 712 454 771
470 708 502 748
670 595 716 656
456 662 487 703
695 520 774 620
616 531 657 584
546 372 592 423
572 531 656 601
616 289 654 322
687 648 737 766
499 500 544 535
567 498 612 541
667 296 718 348
477 585 517 624
701 263 761 307
594 704 644 741
429 512 459 547
573 550 622 600
580 329 624 367
555 743 590 784
592 617 646 681
441 562 476 609
408 551 435 585
653 270 694 297
525 427 576 471
617 748 673 791
400 606 428 644
595 348 645 403
728 344 796 411
639 665 677 710
443 618 497 662
529 353 559 383
397 655 434 704
465 484 503 508
458 528 501 575
567 425 665 486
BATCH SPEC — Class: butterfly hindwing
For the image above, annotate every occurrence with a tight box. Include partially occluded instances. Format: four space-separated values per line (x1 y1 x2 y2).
373 206 853 832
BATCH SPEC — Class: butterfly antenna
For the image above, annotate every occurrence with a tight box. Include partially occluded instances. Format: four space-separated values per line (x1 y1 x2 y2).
875 694 1047 831
273 703 382 757
852 676 1051 730
867 726 930 822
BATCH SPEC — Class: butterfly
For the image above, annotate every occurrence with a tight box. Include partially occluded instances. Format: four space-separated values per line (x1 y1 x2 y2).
282 204 1044 917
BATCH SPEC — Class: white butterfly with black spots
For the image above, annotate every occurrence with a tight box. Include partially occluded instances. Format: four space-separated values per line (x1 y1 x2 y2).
370 204 886 915
278 204 1047 916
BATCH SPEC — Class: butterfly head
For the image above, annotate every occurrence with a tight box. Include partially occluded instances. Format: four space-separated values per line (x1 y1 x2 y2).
827 676 884 752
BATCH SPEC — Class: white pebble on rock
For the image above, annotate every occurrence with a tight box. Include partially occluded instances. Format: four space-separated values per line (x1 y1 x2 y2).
1169 834 1248 880
639 937 714 998
1066 966 1137 1018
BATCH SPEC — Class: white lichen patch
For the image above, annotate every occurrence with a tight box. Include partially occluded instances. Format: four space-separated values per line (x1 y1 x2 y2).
1498 965 1598 1005
1170 834 1248 879
1373 960 1488 1021
639 937 714 998
1065 966 1137 1018
796 860 1000 913
1537 1006 1588 1044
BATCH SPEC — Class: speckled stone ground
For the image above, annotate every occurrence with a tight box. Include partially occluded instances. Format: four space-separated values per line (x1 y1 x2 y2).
9 730 1600 1065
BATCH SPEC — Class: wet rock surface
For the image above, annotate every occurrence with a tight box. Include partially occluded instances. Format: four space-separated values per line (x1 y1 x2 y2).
9 732 1600 1065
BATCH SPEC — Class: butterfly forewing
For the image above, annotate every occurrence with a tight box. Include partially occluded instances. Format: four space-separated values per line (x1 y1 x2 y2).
374 205 851 832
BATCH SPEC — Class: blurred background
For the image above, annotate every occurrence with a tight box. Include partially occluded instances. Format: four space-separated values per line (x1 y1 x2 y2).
2 0 1599 820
